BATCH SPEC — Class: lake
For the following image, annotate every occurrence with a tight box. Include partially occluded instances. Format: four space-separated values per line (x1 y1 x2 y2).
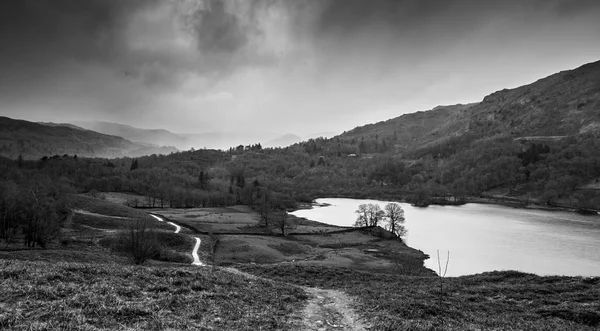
290 198 600 277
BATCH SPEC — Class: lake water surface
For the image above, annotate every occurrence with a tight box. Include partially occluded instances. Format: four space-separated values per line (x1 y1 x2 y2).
290 198 600 276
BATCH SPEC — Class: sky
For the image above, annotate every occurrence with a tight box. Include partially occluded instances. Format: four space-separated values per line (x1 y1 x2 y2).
1 0 600 140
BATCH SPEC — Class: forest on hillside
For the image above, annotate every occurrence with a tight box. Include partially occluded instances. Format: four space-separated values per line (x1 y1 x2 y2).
2 123 600 247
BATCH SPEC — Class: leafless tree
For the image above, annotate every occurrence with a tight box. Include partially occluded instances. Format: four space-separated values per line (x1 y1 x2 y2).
384 202 407 237
274 211 295 236
122 218 159 264
354 203 385 227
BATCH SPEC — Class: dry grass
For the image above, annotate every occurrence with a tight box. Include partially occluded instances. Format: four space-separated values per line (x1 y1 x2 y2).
239 265 600 330
0 259 308 330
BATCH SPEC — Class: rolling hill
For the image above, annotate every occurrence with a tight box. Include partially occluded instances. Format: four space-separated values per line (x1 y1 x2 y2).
334 60 600 152
72 121 186 149
0 117 178 159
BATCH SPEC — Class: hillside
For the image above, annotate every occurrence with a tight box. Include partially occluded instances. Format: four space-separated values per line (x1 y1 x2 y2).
216 59 600 208
338 103 477 150
0 117 177 159
72 120 186 149
330 60 600 153
428 60 600 144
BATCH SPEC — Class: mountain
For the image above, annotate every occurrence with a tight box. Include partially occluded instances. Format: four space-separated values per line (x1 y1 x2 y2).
72 121 300 150
332 60 600 153
0 117 177 159
37 122 86 131
337 103 477 151
72 121 185 149
241 59 600 208
437 60 600 140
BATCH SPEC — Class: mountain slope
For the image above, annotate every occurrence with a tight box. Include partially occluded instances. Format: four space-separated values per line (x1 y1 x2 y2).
0 117 177 159
338 103 477 150
241 59 600 208
328 60 600 154
72 121 185 148
426 60 600 145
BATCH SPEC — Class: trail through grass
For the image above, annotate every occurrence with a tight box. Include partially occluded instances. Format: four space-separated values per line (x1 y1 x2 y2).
150 213 204 266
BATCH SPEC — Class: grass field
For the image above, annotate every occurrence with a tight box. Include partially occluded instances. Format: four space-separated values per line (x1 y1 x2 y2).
0 260 307 330
238 264 600 330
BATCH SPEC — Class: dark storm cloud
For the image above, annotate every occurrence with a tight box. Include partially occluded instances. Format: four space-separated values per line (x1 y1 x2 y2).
1 0 600 137
191 0 249 54
0 0 277 90
0 0 155 62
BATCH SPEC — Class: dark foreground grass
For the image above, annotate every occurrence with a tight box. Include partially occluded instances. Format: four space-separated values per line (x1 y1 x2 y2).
0 259 307 330
239 265 600 330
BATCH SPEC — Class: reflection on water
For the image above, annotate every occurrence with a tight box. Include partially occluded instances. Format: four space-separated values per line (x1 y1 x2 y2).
290 198 600 276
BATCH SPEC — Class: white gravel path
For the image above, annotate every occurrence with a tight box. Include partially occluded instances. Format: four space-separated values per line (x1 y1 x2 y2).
150 214 203 266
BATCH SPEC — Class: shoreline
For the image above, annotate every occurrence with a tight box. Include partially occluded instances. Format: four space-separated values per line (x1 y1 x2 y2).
293 197 600 278
296 195 598 216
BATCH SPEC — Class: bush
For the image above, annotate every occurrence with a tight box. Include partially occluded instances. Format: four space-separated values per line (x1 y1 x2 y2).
116 219 160 265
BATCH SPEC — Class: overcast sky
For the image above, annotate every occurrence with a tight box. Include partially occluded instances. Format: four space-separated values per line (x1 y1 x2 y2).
1 0 600 137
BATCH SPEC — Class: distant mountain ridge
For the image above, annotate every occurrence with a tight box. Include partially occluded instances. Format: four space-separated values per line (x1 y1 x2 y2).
72 120 317 150
0 117 177 159
72 121 184 149
331 60 600 153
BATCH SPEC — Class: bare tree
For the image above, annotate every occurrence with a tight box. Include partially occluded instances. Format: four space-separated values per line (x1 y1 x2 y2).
354 204 369 226
274 211 295 236
257 193 272 227
354 203 384 227
384 203 407 237
122 218 159 265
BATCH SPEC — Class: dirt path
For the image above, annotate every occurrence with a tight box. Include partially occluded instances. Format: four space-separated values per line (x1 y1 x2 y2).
191 237 204 266
300 287 369 331
73 209 131 219
150 214 203 266
223 267 368 330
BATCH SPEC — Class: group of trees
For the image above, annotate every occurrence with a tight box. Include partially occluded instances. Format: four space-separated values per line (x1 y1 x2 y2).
0 165 69 248
354 203 407 237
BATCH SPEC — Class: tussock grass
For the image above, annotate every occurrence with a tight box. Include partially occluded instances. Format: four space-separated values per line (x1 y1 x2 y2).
0 259 307 330
239 265 600 330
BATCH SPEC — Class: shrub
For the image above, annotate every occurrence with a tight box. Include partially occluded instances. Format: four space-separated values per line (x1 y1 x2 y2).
116 219 160 265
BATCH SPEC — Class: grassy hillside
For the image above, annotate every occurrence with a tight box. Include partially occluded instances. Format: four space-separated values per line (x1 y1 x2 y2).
0 116 177 159
0 260 307 330
338 103 476 151
240 265 600 330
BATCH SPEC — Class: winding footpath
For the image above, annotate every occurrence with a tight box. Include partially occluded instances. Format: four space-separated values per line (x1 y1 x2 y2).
224 267 368 330
150 214 204 266
149 214 366 329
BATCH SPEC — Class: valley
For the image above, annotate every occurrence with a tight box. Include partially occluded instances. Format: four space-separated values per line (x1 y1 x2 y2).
1 193 598 330
1 59 600 330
